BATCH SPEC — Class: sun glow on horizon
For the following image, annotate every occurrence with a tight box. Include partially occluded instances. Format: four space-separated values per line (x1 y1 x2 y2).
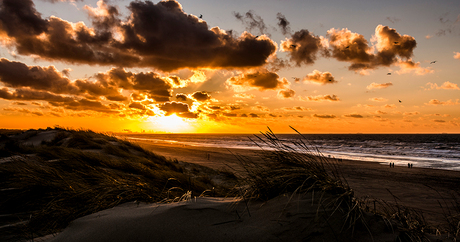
149 114 195 133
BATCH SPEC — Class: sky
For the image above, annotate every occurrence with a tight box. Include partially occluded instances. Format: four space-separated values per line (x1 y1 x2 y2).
0 0 459 133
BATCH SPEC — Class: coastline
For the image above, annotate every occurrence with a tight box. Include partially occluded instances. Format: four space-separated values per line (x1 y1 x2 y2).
131 138 460 226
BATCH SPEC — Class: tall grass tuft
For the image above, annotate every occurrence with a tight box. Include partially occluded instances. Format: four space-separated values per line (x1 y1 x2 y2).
234 127 369 238
0 128 233 240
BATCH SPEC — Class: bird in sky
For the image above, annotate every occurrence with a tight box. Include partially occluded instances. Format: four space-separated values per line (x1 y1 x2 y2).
399 100 402 103
394 41 399 45
290 44 297 48
430 61 437 64
387 73 392 75
199 14 203 19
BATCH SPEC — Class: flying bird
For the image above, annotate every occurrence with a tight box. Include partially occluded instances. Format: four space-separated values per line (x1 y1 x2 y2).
430 61 437 64
394 41 399 45
345 45 350 49
290 44 297 48
387 73 392 75
399 100 402 103
199 14 203 19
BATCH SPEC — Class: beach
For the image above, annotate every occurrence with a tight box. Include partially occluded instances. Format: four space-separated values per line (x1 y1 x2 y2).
131 138 460 226
2 129 459 241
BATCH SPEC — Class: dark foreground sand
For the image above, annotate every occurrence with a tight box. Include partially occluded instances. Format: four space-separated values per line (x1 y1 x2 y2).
35 136 460 242
131 138 460 226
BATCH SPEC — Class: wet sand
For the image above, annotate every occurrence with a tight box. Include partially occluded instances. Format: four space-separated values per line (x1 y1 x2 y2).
131 139 460 226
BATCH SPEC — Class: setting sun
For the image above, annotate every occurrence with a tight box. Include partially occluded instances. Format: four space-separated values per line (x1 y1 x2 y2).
149 114 194 133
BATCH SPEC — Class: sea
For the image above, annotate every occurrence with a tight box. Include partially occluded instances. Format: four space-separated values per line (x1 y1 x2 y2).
121 133 460 171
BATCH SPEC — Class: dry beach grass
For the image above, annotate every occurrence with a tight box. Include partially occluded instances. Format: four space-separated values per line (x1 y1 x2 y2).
0 128 459 241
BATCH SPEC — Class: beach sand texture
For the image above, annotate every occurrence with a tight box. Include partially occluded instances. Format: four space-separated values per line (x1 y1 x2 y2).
1 129 459 241
132 138 460 226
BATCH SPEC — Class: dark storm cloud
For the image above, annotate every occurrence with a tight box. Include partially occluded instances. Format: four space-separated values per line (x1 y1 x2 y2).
227 70 290 91
280 25 417 72
276 13 291 36
233 10 269 37
159 101 189 114
94 67 173 102
280 29 325 66
0 0 276 71
0 58 77 94
313 114 336 119
191 91 211 102
175 93 188 101
0 87 117 113
304 70 337 85
0 59 128 101
0 87 74 103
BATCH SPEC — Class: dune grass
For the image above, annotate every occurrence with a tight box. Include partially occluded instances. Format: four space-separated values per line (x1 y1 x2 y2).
0 128 234 240
232 127 460 241
231 127 373 239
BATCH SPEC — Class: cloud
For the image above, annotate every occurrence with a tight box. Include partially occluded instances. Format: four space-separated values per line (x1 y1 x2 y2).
233 10 269 37
226 70 290 91
435 13 460 37
277 89 295 99
251 105 270 112
367 82 393 90
425 82 460 90
99 68 173 102
191 91 211 102
313 114 336 119
280 29 326 66
0 0 277 71
3 107 44 116
282 106 312 111
303 94 340 102
403 111 419 116
128 102 146 110
233 93 255 99
159 101 190 114
343 114 363 118
41 0 83 2
396 60 433 75
175 93 188 101
0 58 129 101
276 13 291 35
369 97 388 102
303 70 337 85
327 28 373 66
385 17 400 24
427 99 460 106
0 58 77 94
327 25 416 71
454 52 460 60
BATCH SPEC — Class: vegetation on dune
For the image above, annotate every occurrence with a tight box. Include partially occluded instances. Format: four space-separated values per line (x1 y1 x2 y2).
0 128 235 241
0 127 459 241
234 127 460 241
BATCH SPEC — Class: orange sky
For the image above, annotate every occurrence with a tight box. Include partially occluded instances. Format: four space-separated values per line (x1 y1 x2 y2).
0 0 459 133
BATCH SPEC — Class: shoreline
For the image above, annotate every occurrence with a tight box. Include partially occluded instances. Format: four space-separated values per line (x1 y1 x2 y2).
131 138 460 226
118 134 460 172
